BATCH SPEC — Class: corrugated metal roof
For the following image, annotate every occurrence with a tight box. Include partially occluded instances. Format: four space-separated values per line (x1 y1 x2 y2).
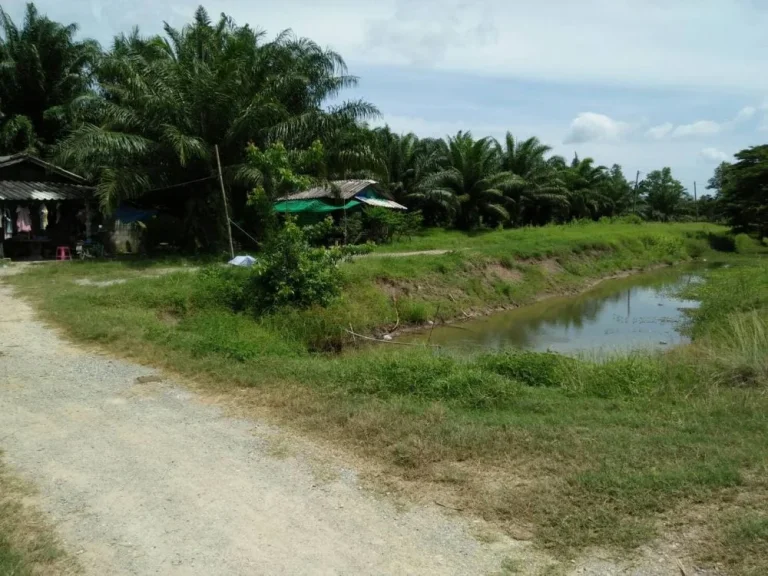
278 180 378 201
0 153 87 183
357 197 407 210
0 181 94 201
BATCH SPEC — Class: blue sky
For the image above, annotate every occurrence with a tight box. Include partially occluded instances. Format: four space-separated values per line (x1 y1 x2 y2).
7 0 768 193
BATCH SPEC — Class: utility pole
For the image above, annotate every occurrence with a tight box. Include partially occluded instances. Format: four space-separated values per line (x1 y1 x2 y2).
215 144 235 259
633 170 641 214
693 181 699 220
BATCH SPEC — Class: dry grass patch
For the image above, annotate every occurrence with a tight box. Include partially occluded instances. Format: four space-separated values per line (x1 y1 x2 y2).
0 457 77 575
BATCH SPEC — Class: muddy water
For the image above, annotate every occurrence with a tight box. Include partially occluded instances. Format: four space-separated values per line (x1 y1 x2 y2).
403 266 707 355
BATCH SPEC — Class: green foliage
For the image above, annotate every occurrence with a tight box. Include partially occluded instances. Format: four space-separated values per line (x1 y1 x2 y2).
54 5 377 219
248 220 346 311
735 233 760 254
0 3 100 154
477 351 570 387
411 131 523 229
362 207 423 243
719 145 768 236
245 186 279 243
242 142 313 200
639 167 690 221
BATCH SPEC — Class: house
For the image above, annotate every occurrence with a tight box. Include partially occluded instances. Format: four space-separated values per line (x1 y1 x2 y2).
274 180 407 215
0 153 95 260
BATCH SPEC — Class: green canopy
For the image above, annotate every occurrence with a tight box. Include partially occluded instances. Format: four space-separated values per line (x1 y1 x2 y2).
273 199 361 213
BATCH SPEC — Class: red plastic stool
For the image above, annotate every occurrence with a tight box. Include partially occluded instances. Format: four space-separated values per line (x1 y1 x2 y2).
56 246 72 261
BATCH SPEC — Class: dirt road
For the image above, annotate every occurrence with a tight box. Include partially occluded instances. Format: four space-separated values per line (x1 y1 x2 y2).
0 278 522 575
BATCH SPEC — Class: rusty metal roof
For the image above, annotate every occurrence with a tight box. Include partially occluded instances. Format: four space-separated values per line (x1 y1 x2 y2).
0 180 94 201
277 180 378 201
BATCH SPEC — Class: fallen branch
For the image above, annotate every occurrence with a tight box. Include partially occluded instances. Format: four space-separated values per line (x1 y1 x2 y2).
392 295 400 332
344 329 441 348
427 304 441 345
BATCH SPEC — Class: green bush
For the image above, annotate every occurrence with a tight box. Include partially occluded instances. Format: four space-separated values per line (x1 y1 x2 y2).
616 214 644 225
247 220 347 311
363 208 424 244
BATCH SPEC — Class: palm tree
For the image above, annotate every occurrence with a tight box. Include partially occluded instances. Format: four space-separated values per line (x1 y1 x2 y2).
497 132 568 225
600 164 634 217
0 3 100 154
563 155 610 220
411 132 522 229
55 7 377 225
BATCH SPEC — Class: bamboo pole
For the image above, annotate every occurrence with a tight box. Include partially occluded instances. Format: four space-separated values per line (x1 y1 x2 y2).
215 144 235 259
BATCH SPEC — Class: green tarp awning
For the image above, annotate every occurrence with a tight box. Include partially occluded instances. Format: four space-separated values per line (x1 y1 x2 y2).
272 199 361 213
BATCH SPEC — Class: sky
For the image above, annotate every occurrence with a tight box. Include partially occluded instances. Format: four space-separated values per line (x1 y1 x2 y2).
6 0 768 194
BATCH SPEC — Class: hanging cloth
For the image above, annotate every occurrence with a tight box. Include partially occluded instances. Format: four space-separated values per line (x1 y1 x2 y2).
39 204 49 231
3 208 12 239
16 205 32 233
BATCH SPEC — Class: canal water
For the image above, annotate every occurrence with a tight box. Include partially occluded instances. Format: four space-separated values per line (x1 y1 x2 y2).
402 265 707 355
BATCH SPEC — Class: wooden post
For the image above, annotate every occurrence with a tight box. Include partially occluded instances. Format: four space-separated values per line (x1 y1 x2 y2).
633 170 640 214
215 144 235 259
693 181 699 220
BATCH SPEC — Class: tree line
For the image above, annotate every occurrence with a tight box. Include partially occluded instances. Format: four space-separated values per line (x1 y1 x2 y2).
1 3 763 246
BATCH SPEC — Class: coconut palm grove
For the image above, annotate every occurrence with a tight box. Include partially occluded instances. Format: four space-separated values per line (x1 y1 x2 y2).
1 3 765 250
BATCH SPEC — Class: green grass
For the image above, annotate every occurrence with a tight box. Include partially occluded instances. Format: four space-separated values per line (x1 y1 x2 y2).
6 221 768 572
0 456 76 575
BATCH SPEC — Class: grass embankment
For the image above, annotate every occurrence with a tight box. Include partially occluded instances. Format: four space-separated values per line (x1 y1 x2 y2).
0 456 77 575
278 221 725 349
7 222 768 573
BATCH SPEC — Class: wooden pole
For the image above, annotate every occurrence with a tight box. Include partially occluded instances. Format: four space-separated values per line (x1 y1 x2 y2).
693 181 699 220
215 144 235 259
633 170 641 214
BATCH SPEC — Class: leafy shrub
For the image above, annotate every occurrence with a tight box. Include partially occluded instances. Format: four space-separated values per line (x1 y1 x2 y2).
249 221 346 311
363 208 424 244
302 217 337 246
616 214 644 225
684 238 706 258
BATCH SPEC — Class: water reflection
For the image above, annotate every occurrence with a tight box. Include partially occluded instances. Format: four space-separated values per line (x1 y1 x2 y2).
402 267 705 355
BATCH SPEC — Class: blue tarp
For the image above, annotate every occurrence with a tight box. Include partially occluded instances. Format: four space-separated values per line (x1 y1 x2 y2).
115 205 158 224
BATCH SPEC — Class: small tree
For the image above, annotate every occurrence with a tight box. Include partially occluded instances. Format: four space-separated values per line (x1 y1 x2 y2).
639 167 689 221
719 146 768 237
248 220 345 311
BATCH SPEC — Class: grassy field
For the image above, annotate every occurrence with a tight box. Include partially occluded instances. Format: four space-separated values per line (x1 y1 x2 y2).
0 456 77 575
5 221 768 573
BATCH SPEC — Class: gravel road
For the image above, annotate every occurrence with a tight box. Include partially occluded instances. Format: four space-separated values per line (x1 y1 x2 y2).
0 276 522 575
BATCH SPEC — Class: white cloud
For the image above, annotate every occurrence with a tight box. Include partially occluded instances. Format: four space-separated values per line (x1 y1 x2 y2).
646 105 761 141
700 147 730 163
563 113 629 144
646 123 674 140
735 106 756 122
14 0 768 91
671 120 723 138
